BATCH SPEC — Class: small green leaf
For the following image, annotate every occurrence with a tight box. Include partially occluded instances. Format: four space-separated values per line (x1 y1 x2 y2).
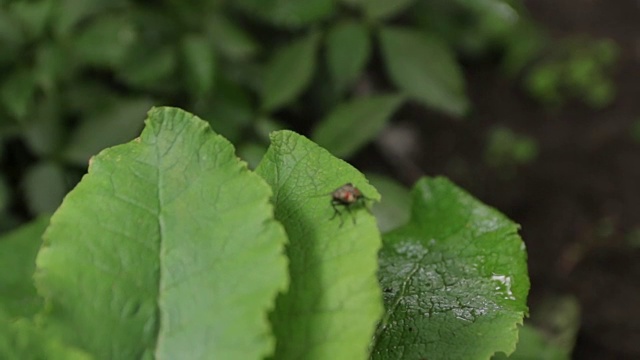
36 107 289 359
312 94 404 158
23 162 68 215
52 0 119 37
0 216 49 318
343 0 417 20
325 21 371 91
10 0 54 39
22 95 64 156
234 0 334 28
366 173 411 233
0 316 92 360
181 34 216 96
206 13 259 60
118 44 177 89
72 13 136 67
35 42 72 93
197 76 254 143
261 33 319 111
379 27 469 117
255 130 383 360
1 67 36 121
373 177 529 359
63 98 154 165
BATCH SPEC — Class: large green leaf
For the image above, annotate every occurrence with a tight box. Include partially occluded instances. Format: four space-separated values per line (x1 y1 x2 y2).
255 130 383 359
379 27 469 117
35 107 288 359
325 21 371 91
0 217 49 318
234 0 334 28
261 33 319 111
312 94 404 158
372 177 529 359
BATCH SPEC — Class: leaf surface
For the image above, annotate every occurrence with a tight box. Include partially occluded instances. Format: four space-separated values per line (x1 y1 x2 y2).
36 107 288 360
373 177 529 359
255 130 383 359
325 21 371 91
312 94 404 158
261 33 319 111
379 27 469 117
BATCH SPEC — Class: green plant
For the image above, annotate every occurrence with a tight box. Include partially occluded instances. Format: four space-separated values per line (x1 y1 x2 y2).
0 107 529 359
484 126 538 170
524 37 619 108
0 0 548 224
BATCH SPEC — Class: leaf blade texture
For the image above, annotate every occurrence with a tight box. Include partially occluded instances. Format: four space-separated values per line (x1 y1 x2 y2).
261 33 319 111
325 21 371 91
373 177 529 359
35 107 288 360
379 27 469 117
255 130 383 360
312 94 404 158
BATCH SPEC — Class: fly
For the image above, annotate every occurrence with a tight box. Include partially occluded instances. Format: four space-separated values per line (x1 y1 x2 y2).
330 183 372 226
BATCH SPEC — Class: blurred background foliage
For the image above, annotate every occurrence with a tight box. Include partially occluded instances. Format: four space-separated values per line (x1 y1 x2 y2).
1 2 628 356
0 0 618 229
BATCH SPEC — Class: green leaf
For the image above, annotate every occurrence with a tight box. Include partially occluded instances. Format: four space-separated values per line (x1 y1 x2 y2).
1 67 36 121
72 13 136 67
206 13 259 60
181 34 216 96
372 177 529 359
343 0 417 20
35 107 288 359
10 0 54 39
0 316 93 360
366 173 411 233
255 130 383 359
23 162 68 215
196 76 254 143
0 217 49 318
312 94 404 158
52 0 122 37
261 33 319 111
234 0 334 28
118 44 177 90
325 21 371 91
379 27 469 117
35 42 72 93
22 95 64 156
63 97 154 165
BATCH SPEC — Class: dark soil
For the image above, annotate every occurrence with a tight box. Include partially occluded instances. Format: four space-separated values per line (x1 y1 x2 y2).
363 1 640 358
